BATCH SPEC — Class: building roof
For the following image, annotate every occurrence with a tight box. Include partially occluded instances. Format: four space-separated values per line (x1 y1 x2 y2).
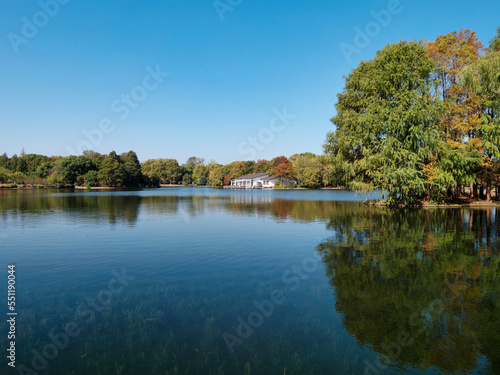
261 175 279 181
231 173 269 181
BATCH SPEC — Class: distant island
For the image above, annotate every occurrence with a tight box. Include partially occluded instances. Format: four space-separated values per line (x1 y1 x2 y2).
2 26 500 206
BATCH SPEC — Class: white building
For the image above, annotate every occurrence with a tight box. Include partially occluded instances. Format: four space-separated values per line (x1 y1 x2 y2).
230 173 270 189
261 175 280 188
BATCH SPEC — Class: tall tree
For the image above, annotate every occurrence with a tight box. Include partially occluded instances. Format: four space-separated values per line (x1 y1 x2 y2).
184 156 205 168
425 30 483 199
325 40 442 204
462 51 500 200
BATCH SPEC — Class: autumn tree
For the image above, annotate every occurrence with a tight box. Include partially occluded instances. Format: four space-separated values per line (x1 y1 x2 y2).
425 30 483 199
254 159 270 173
271 156 296 181
462 50 500 200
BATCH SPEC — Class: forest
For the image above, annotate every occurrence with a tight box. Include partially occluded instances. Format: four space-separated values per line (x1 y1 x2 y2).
0 150 331 189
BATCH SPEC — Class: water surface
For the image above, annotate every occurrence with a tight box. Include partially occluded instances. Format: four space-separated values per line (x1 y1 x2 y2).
0 188 498 374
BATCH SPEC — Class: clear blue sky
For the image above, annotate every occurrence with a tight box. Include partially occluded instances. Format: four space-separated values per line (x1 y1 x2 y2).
1 0 499 164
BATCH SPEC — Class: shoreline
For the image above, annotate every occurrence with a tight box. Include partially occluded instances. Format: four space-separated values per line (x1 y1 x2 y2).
366 199 500 208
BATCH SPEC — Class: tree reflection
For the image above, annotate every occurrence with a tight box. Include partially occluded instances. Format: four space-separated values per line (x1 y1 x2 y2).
316 207 500 374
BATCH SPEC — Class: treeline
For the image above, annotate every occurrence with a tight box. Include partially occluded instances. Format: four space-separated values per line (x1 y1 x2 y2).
0 151 338 189
141 154 336 188
324 27 500 204
0 150 145 188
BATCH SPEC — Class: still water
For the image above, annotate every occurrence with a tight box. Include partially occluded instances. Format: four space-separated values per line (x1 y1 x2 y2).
0 188 498 374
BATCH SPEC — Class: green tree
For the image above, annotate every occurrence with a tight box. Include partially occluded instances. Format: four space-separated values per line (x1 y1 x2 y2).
208 165 225 188
290 153 325 188
227 162 247 180
120 151 143 186
0 167 11 183
84 170 98 187
142 159 181 184
325 40 442 204
490 26 500 52
0 153 8 169
97 156 125 186
182 173 193 186
184 156 204 168
192 163 208 184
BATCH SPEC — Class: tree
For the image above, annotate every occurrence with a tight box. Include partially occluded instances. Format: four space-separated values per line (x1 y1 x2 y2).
426 29 483 142
192 163 208 184
35 162 54 179
97 156 125 186
184 156 204 168
142 159 181 184
425 30 484 199
120 151 143 186
325 40 442 204
290 154 325 188
84 170 98 187
254 159 270 173
290 153 320 187
462 51 500 200
54 156 95 184
182 174 193 186
208 165 225 187
0 167 11 183
490 26 500 52
272 157 296 181
227 162 247 180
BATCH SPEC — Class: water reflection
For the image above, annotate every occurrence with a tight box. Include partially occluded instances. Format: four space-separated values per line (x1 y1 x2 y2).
0 189 364 226
1 189 499 374
316 207 500 374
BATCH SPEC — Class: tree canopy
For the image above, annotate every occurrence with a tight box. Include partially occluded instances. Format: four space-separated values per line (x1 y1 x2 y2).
324 26 500 204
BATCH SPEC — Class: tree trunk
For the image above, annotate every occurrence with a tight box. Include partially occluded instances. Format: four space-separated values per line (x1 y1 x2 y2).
486 184 492 202
447 185 453 200
470 181 474 199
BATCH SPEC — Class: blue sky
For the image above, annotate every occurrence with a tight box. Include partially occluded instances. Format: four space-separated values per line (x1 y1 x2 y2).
1 0 499 164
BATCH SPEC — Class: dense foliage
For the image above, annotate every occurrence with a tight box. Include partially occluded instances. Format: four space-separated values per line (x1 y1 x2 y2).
324 28 500 204
0 150 146 188
0 150 334 189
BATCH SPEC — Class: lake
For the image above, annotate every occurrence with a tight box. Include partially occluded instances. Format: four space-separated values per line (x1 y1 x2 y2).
0 187 499 374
